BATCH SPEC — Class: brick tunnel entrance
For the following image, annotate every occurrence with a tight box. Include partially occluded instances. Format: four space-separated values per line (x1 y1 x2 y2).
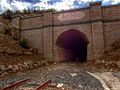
56 29 89 62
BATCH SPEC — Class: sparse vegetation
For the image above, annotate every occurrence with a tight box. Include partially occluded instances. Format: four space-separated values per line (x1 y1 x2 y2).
111 38 120 50
0 8 56 19
1 9 12 20
19 38 29 49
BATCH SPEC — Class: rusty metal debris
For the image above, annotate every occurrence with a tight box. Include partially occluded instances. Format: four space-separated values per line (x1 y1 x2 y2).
0 79 52 90
34 79 51 90
1 78 30 90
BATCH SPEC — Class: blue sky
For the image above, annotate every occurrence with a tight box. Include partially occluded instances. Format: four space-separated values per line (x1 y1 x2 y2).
0 0 120 13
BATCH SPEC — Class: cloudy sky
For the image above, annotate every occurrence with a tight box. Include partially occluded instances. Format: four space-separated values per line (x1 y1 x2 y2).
0 0 120 13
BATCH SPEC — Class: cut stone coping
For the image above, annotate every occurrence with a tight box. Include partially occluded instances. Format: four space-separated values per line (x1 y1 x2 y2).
86 71 110 90
98 72 120 90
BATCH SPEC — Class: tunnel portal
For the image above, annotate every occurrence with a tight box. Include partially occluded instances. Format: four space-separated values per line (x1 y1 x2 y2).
56 29 89 62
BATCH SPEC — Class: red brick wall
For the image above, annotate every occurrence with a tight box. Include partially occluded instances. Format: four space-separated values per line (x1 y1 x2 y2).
104 21 120 51
21 29 44 54
102 5 120 20
11 2 120 61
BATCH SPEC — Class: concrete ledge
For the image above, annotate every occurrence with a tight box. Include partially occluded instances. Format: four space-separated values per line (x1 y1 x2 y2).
22 14 43 19
20 18 120 31
86 71 110 90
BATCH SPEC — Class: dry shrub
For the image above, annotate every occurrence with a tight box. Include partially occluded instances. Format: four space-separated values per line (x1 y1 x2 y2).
112 39 120 50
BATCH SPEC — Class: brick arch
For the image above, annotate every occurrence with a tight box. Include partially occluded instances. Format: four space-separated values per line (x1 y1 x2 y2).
56 29 89 62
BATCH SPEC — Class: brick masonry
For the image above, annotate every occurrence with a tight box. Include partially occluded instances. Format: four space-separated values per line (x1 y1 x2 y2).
12 1 120 61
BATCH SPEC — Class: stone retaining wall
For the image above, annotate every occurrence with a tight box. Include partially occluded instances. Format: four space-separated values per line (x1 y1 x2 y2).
11 1 120 61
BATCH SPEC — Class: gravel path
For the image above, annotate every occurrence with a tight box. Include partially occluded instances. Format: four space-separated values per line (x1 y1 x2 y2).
0 63 104 90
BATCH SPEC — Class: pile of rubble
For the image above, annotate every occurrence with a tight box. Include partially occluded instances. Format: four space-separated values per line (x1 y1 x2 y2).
0 17 50 77
97 49 120 71
43 84 73 90
0 34 25 54
0 34 48 77
86 40 120 72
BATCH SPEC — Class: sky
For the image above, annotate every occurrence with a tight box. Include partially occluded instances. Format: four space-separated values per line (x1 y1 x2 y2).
0 0 120 14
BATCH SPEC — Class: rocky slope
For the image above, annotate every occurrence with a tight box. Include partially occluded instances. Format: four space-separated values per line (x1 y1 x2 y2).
86 44 120 72
0 17 48 77
0 33 48 77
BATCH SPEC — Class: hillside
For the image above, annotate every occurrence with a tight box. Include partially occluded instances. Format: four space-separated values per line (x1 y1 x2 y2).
86 44 120 72
0 17 48 77
0 33 48 75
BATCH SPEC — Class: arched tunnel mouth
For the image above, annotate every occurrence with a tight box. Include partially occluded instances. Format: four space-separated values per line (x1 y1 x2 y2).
56 29 89 62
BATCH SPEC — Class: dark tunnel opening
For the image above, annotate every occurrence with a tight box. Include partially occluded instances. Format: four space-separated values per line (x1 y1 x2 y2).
56 29 89 62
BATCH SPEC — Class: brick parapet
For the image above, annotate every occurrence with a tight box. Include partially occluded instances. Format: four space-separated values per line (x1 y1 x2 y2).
11 2 120 31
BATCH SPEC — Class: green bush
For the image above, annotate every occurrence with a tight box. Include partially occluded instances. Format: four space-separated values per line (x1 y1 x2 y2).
1 9 12 20
111 39 120 50
19 38 29 49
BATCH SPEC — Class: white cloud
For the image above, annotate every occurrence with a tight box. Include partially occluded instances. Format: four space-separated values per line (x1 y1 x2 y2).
112 0 120 4
102 0 120 5
0 0 120 13
56 0 75 10
11 0 31 11
0 0 12 11
0 0 31 12
34 0 75 11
